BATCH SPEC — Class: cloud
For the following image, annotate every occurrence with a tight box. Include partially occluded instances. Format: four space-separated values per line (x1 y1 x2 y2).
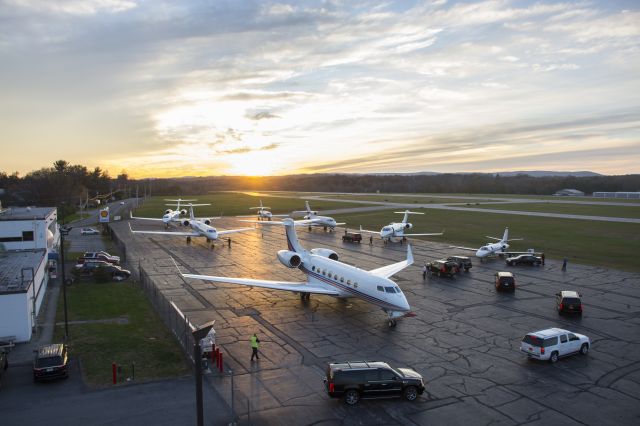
245 111 281 121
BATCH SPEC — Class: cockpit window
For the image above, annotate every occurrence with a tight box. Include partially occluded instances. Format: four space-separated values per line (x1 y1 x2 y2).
480 247 488 251
385 287 396 293
377 286 384 292
395 287 402 293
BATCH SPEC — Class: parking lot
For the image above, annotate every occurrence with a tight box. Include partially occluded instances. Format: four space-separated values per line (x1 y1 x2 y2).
112 218 640 425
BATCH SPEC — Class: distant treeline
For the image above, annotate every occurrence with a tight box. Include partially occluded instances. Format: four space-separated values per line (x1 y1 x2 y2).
0 160 129 220
137 173 640 196
2 162 639 220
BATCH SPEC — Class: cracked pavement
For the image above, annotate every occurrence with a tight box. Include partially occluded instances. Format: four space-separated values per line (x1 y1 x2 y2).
112 217 640 426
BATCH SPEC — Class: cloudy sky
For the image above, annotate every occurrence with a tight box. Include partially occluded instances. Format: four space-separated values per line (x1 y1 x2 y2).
0 0 638 177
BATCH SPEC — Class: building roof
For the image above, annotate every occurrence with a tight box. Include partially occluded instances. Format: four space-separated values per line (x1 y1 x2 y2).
0 249 47 294
0 206 56 221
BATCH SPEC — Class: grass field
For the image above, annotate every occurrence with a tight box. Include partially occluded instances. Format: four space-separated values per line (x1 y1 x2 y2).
333 209 640 272
456 202 640 219
132 192 363 217
313 193 499 204
54 281 189 386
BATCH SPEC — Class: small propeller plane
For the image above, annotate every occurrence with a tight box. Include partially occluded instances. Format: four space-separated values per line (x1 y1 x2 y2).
130 198 206 227
359 210 443 243
292 201 345 231
173 218 414 326
237 200 289 221
450 227 529 260
130 204 253 246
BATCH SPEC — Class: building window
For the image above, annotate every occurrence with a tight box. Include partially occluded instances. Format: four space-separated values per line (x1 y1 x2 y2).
22 231 34 241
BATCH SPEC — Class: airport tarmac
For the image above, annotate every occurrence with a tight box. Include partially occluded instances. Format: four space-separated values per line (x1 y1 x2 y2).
113 218 640 425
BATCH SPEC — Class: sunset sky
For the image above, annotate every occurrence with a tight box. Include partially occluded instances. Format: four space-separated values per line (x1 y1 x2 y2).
0 0 638 178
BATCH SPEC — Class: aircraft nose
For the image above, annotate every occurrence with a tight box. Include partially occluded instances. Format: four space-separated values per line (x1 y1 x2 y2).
399 293 410 311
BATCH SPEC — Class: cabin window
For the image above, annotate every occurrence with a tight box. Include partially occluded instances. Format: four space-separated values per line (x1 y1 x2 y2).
347 280 352 286
377 286 384 292
340 277 344 283
322 270 326 275
354 283 358 288
311 266 315 271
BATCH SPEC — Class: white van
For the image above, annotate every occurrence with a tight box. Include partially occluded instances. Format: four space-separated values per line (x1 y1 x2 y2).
520 328 590 363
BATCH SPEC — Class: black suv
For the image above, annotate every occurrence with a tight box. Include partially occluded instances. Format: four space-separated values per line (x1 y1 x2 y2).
447 256 472 271
495 272 516 292
324 361 425 405
556 290 583 315
506 254 542 266
33 344 69 382
426 260 459 277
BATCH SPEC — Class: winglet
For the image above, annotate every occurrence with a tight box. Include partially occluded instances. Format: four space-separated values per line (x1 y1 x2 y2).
170 257 183 275
129 211 133 219
407 244 414 266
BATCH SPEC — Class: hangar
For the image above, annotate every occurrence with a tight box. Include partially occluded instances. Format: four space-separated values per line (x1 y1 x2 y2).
0 206 59 342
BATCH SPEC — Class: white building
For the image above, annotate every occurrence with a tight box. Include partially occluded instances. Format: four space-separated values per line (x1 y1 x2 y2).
592 192 640 199
0 206 59 342
553 189 585 196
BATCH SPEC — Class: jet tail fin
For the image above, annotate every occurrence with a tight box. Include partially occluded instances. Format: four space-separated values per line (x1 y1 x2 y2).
502 227 509 242
283 218 306 253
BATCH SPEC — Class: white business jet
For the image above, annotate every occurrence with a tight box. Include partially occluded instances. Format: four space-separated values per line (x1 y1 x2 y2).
359 210 443 243
293 201 345 231
174 218 414 326
130 205 253 246
130 198 203 227
238 200 289 221
451 227 527 260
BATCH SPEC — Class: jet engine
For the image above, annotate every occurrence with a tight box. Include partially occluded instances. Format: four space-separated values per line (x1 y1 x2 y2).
182 219 190 226
180 209 187 215
165 209 172 215
405 223 412 229
310 248 339 261
203 219 211 225
277 250 302 268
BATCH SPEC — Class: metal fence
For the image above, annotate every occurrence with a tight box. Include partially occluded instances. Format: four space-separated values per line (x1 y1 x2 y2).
138 264 197 363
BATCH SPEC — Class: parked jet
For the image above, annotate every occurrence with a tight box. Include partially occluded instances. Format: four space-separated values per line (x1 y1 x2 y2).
130 205 253 245
358 210 443 243
293 201 345 231
238 200 289 221
174 218 414 326
450 227 528 260
130 199 204 227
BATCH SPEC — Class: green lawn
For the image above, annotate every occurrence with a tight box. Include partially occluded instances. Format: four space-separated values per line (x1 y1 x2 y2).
54 281 189 386
132 192 363 217
334 209 640 272
433 193 640 203
455 202 640 219
313 193 500 204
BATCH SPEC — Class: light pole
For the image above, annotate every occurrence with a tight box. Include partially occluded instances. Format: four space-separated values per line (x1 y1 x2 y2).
59 225 72 341
192 320 215 426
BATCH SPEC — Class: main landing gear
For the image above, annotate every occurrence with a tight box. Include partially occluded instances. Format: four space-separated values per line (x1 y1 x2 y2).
186 236 192 244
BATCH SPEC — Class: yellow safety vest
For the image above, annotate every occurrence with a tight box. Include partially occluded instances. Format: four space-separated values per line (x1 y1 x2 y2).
251 335 259 348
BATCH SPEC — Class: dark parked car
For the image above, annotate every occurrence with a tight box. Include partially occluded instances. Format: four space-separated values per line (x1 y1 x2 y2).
324 361 425 405
556 290 583 315
506 254 542 266
495 272 515 292
0 346 8 389
33 344 68 382
342 232 362 243
447 256 472 271
426 259 459 277
74 261 131 281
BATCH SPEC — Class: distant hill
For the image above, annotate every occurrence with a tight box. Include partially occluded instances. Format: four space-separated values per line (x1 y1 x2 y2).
494 171 602 177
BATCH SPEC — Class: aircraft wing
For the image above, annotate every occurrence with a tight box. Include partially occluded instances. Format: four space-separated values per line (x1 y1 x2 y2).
195 216 221 221
130 212 164 222
271 214 290 217
402 231 444 237
174 264 339 296
449 245 477 252
485 236 502 241
358 226 380 235
216 227 255 236
129 223 199 237
334 222 346 226
368 245 414 278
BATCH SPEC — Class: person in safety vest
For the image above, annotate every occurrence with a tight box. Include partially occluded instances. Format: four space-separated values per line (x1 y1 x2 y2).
251 333 260 361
